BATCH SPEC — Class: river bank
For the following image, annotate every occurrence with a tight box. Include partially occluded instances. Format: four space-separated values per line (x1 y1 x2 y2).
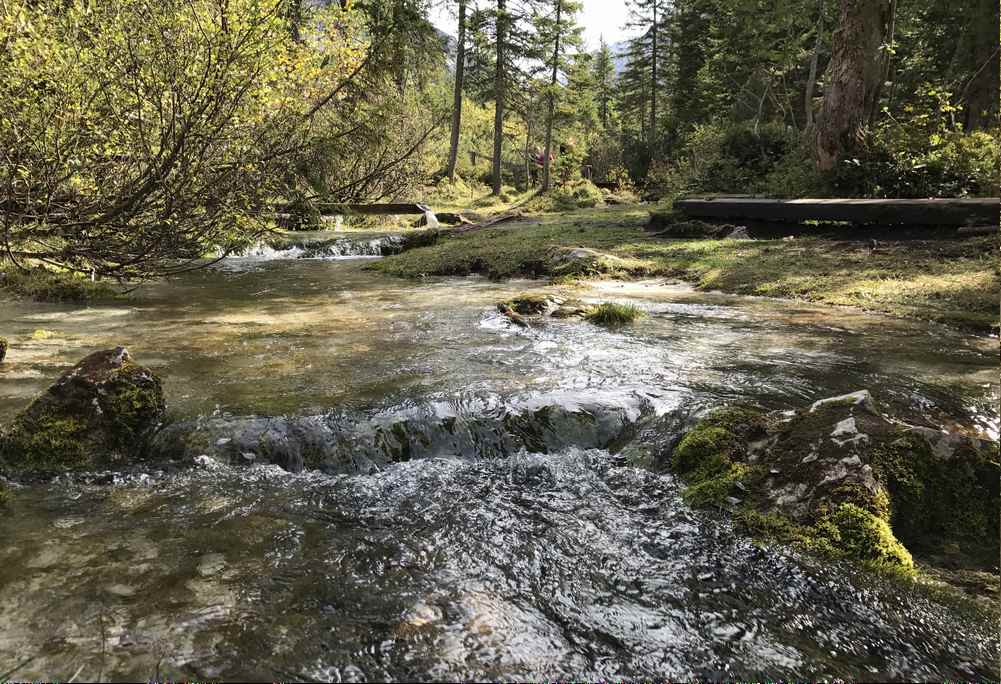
371 204 1000 333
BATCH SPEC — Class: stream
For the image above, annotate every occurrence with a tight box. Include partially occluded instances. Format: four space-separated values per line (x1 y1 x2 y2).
0 243 998 680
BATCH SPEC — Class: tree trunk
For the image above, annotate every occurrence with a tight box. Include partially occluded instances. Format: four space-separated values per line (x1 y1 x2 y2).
803 0 824 130
491 0 508 195
446 0 467 181
650 2 658 144
524 117 532 187
814 0 892 171
962 0 1000 131
542 0 563 192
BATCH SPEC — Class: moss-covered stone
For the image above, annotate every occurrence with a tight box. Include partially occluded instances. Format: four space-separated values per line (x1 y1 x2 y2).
500 293 554 316
665 392 998 576
870 431 1000 563
0 347 165 479
818 503 914 569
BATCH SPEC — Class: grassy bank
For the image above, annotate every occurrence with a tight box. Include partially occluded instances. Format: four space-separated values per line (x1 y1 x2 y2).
0 261 122 303
372 205 1000 332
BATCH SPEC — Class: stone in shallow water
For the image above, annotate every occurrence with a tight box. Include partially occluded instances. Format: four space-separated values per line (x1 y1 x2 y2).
663 391 1000 575
0 347 165 479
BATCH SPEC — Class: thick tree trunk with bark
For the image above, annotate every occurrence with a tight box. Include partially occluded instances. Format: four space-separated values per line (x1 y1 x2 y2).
446 0 467 181
542 0 563 192
491 0 508 195
814 0 892 171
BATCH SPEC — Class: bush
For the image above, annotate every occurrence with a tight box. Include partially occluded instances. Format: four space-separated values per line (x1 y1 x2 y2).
829 127 1001 199
551 179 605 210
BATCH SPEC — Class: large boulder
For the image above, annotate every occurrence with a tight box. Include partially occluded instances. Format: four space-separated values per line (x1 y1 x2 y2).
0 347 165 478
664 391 1000 572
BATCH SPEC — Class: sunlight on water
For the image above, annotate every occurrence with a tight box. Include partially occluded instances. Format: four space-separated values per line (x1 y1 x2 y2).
0 255 997 680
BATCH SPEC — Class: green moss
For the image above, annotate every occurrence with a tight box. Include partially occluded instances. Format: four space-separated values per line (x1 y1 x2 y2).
818 503 914 570
1 261 121 303
870 432 1000 560
584 302 645 327
101 361 165 438
683 462 762 507
831 482 892 520
1 413 91 475
501 294 552 316
671 426 740 475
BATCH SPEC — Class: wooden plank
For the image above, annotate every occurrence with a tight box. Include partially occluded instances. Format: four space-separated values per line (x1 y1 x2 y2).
310 203 431 216
956 225 998 236
675 197 999 226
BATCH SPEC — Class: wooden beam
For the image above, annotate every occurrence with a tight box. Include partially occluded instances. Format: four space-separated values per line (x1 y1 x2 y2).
675 197 999 226
309 203 432 216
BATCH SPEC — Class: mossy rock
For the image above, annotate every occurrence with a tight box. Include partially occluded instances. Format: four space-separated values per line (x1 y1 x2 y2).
817 503 914 569
0 347 165 479
870 431 1000 563
665 392 998 575
500 293 555 316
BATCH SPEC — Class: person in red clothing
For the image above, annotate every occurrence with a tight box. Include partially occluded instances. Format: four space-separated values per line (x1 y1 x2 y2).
530 147 554 186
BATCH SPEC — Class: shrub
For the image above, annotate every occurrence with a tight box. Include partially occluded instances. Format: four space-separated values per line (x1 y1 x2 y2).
828 87 1001 198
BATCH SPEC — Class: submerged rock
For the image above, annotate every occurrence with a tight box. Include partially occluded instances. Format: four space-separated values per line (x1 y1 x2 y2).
664 391 1000 573
0 347 165 479
150 396 646 475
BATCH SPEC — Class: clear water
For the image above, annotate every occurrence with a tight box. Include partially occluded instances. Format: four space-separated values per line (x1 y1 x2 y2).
0 252 997 680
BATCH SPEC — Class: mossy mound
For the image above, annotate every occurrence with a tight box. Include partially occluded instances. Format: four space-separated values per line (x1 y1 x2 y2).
664 391 1000 576
551 180 605 210
547 246 649 280
0 347 165 479
500 293 556 316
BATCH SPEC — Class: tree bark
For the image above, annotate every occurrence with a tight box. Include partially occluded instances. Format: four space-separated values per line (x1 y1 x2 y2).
803 0 823 130
542 0 563 192
649 1 658 144
491 0 508 195
446 0 467 181
814 0 892 171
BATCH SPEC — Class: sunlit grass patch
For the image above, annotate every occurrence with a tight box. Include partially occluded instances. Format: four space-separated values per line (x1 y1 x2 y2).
584 302 645 327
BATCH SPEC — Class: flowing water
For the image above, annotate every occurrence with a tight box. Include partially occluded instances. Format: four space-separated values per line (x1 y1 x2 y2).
0 243 998 681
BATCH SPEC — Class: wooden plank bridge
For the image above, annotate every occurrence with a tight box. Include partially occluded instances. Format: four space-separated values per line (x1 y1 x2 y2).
675 197 998 226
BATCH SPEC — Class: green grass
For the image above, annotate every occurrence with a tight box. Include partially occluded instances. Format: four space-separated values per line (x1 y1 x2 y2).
1 260 122 302
584 302 645 327
371 205 999 332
